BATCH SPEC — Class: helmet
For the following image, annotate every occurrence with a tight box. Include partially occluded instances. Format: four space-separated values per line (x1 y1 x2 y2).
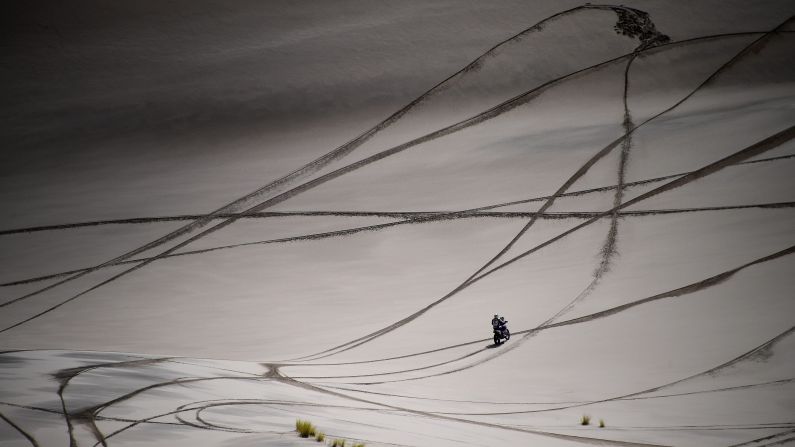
494 314 498 318
500 317 505 321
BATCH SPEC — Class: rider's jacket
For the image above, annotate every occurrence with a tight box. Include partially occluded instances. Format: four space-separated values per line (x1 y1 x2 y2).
492 318 508 332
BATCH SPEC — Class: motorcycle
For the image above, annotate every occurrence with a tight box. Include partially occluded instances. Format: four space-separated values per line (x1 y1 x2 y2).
493 325 510 345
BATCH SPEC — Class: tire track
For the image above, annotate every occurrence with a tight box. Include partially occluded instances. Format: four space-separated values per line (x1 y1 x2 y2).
55 371 77 447
507 423 795 433
570 423 795 432
438 389 795 417
479 152 795 212
164 359 263 377
541 48 638 324
320 377 793 406
0 411 39 447
86 375 269 421
299 345 791 388
545 248 795 332
5 200 792 291
619 378 795 401
94 407 205 445
53 356 172 447
729 429 795 447
290 346 489 380
186 399 390 433
192 406 250 433
0 26 773 329
95 397 386 445
174 407 230 433
0 401 64 415
600 52 637 277
0 399 188 427
0 398 244 430
741 435 795 447
317 386 585 405
91 402 240 447
2 152 791 238
81 375 273 446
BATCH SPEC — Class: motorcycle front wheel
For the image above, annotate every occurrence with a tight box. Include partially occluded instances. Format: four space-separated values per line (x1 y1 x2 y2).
493 333 501 345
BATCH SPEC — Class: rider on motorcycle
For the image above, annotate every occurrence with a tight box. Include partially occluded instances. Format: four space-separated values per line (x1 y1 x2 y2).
492 315 509 335
492 314 510 344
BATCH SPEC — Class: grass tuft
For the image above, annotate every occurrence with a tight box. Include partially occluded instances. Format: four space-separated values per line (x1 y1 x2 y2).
580 414 591 426
295 419 316 438
295 419 360 446
599 419 605 428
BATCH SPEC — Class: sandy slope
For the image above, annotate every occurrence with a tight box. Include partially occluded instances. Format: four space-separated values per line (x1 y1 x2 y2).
1 1 794 446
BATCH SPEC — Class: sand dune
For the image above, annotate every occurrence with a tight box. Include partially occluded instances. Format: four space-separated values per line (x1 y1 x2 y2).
1 1 794 446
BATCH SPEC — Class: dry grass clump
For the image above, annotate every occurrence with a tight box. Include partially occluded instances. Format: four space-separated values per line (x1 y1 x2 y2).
580 414 591 426
295 419 363 446
295 419 316 438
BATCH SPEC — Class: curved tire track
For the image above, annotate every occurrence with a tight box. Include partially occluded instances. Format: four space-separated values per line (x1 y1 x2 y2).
729 429 795 447
53 356 172 447
320 377 793 407
538 49 639 327
0 411 39 447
